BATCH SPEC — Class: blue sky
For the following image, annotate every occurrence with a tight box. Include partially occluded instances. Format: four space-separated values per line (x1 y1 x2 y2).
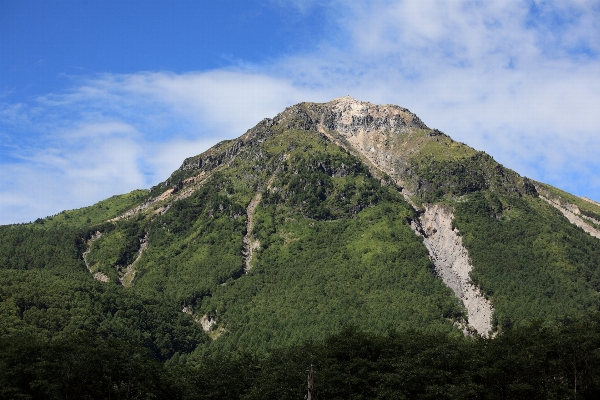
1 0 600 224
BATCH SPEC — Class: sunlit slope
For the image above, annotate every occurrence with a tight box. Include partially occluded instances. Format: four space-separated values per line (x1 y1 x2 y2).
1 98 599 356
128 128 465 352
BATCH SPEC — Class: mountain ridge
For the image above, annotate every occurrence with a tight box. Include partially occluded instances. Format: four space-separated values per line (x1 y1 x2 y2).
162 97 537 209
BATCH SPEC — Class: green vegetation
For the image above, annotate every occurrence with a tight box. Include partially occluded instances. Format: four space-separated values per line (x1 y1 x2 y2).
125 128 465 353
537 182 600 222
452 191 600 331
0 223 207 360
32 189 150 228
410 151 535 203
0 333 169 400
0 267 208 360
196 200 463 354
2 319 600 399
406 130 477 163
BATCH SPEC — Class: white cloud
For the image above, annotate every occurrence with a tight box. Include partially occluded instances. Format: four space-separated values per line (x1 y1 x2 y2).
144 137 221 185
0 121 146 223
268 0 320 14
0 70 326 224
2 0 600 224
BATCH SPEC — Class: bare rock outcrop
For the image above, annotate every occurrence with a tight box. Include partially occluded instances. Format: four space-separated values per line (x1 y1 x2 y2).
316 97 424 179
242 193 262 273
119 233 148 287
111 171 209 222
82 231 110 282
324 95 428 135
412 204 494 336
199 314 216 333
182 306 224 339
540 196 600 240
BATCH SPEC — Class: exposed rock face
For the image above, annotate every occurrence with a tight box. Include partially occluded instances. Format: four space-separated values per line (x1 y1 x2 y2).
92 272 110 283
322 95 428 135
82 231 110 283
119 233 148 287
242 193 262 273
182 307 222 339
314 97 424 190
199 314 216 333
412 204 494 336
540 196 600 240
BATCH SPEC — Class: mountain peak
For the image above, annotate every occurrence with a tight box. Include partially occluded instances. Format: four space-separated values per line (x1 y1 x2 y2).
176 97 526 205
325 97 428 133
272 97 429 138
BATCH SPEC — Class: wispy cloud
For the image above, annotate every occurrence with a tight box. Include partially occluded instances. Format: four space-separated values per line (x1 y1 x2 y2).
0 71 323 223
1 0 599 224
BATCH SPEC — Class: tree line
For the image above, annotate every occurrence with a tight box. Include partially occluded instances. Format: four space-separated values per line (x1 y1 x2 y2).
2 317 600 399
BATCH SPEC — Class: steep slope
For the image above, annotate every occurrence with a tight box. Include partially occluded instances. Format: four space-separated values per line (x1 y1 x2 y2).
92 96 600 339
413 204 494 336
1 97 599 358
127 126 466 352
535 182 600 239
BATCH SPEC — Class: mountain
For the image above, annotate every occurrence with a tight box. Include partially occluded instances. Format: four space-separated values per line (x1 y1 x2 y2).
2 96 600 360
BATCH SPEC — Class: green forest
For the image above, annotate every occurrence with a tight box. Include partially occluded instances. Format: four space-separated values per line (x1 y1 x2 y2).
2 320 600 399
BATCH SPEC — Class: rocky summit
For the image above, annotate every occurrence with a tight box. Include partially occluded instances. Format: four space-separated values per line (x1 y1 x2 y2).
2 97 600 397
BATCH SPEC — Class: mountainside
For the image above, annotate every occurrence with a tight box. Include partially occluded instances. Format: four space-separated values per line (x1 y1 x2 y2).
2 97 600 360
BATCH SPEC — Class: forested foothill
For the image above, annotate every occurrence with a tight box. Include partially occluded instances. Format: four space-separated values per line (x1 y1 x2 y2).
1 321 600 399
